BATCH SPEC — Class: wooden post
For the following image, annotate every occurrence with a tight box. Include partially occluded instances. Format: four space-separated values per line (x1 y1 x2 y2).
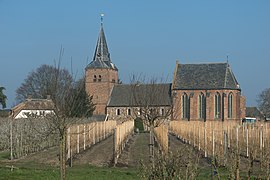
246 128 249 157
10 119 13 160
83 125 86 150
93 123 95 145
236 127 239 151
204 122 207 157
67 127 70 159
212 129 215 157
113 128 117 165
198 123 201 151
77 125 80 153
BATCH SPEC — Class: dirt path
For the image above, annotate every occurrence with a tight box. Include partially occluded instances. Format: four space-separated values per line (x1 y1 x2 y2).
116 132 150 167
72 135 114 167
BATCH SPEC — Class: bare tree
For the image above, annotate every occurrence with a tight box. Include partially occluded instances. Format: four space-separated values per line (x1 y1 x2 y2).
0 87 7 109
16 64 73 103
129 75 173 163
16 49 95 180
257 88 270 120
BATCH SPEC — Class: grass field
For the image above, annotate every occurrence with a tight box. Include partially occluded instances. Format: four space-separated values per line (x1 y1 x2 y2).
0 164 139 180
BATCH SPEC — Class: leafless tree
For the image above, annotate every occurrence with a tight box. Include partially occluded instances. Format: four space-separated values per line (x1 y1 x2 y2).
257 88 270 120
15 48 95 180
129 75 174 163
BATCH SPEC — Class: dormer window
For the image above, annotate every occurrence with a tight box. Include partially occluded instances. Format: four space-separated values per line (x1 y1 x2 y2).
98 75 102 82
93 75 97 82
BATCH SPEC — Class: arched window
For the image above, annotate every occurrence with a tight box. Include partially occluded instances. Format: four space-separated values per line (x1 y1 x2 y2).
228 93 233 118
182 93 189 119
93 75 97 82
198 93 206 119
98 75 102 82
127 108 131 116
116 109 120 116
215 92 221 119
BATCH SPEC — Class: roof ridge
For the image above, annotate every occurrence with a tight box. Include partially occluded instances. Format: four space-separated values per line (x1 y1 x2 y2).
181 62 227 65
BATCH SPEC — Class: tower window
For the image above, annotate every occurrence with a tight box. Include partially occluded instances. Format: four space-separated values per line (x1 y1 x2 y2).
98 75 102 82
93 75 97 82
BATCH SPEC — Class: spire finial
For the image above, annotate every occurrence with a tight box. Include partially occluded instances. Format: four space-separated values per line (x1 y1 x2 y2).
100 13 104 25
226 55 229 64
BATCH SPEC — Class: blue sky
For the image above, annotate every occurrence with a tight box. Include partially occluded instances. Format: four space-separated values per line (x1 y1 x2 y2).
0 0 270 108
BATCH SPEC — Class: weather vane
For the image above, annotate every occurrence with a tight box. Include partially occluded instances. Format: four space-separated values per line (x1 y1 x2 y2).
101 13 105 25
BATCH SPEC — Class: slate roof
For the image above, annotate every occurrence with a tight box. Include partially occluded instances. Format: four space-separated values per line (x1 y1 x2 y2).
107 84 172 107
173 62 240 90
86 25 118 70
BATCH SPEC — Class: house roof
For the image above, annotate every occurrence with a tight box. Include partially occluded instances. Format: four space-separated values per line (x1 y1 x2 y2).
107 83 172 107
173 62 240 90
246 107 264 118
11 98 55 118
86 24 118 70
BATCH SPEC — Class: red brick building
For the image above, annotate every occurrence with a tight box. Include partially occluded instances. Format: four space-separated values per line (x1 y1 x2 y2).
85 22 245 121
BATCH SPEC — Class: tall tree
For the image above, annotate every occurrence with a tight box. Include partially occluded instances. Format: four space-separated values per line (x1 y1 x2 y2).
0 87 7 109
257 88 270 119
16 49 95 179
16 64 73 102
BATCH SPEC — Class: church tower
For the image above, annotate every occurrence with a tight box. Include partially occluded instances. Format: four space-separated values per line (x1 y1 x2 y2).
85 19 118 115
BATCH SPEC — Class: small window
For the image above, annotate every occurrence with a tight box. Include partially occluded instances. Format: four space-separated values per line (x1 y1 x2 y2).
127 108 131 115
98 75 101 82
160 108 164 116
116 109 121 116
93 75 97 82
112 79 115 83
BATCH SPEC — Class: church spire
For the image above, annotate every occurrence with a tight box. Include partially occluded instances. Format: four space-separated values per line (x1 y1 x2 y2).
86 14 117 70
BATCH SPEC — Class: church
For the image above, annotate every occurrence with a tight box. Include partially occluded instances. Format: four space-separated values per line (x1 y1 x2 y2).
85 22 246 122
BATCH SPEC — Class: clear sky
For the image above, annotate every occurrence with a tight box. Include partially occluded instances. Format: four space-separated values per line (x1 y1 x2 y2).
0 0 270 108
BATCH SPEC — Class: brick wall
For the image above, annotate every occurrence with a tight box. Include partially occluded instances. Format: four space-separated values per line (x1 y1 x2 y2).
173 89 245 121
85 68 118 115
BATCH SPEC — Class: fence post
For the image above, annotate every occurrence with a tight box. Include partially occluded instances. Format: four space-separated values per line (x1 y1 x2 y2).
204 122 207 157
67 127 70 159
77 125 80 154
246 128 249 157
212 129 215 157
83 125 86 150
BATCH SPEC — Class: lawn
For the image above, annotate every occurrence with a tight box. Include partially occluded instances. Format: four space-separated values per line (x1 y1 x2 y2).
0 165 139 180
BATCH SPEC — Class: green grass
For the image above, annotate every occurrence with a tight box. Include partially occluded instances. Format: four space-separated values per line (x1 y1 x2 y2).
0 164 139 180
0 151 10 161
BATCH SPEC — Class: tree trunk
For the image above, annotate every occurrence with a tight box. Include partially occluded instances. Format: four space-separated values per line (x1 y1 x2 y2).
149 125 154 166
60 130 67 180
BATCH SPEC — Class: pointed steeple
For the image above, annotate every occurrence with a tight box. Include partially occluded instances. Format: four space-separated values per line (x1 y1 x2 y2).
86 16 117 70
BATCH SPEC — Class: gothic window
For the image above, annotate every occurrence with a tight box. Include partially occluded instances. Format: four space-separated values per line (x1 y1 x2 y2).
116 109 121 116
182 93 189 119
93 75 97 82
215 92 221 119
198 93 206 119
98 75 102 82
228 93 233 119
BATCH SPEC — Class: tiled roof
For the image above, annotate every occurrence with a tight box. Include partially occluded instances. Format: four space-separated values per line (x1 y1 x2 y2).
107 84 172 107
173 62 240 90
